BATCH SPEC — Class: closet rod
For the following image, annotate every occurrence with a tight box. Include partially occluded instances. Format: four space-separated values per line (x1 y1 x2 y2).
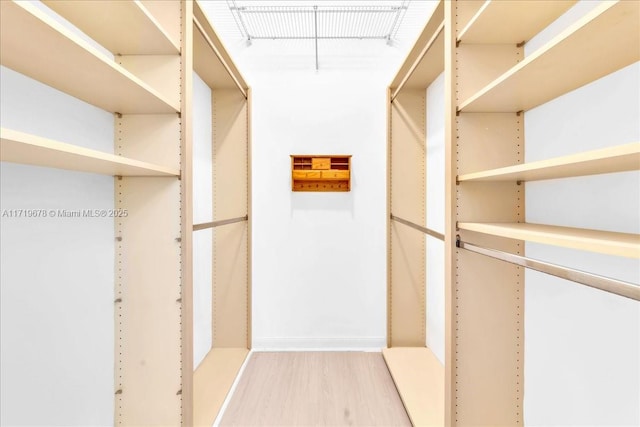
391 214 444 241
390 21 443 102
456 238 640 302
193 215 248 231
193 17 248 99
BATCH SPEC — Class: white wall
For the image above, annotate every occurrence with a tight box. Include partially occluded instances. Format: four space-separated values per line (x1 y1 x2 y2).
0 67 114 426
523 2 639 424
192 72 214 368
425 72 446 364
245 41 395 349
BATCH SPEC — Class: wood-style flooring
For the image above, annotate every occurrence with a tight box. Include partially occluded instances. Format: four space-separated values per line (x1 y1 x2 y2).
220 352 411 426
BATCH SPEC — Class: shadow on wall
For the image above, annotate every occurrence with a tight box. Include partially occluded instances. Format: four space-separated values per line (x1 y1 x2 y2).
291 190 354 218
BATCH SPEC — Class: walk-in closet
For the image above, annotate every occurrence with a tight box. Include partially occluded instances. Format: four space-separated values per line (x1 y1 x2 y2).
1 1 638 426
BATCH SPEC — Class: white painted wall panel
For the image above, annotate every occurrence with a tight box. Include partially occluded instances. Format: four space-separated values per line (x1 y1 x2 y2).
425 71 445 364
0 66 114 426
192 72 214 368
524 38 639 427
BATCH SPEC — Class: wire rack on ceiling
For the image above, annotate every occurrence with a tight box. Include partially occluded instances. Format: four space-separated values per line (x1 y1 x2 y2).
227 1 410 69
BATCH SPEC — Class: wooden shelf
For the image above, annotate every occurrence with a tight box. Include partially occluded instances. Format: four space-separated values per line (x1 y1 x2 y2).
390 2 444 93
458 222 640 259
194 348 249 427
459 1 640 113
458 142 640 182
0 1 179 114
382 347 444 427
400 29 444 92
42 0 179 55
0 128 179 177
193 2 249 93
458 0 576 44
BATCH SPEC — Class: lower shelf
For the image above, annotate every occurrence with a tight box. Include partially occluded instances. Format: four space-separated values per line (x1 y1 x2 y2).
193 347 249 427
382 347 444 427
0 127 179 176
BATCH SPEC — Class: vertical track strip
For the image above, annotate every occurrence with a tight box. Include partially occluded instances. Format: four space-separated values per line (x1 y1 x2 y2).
178 1 184 421
453 4 461 423
420 91 426 342
245 90 251 349
114 114 124 425
514 48 524 424
387 89 393 347
212 92 218 346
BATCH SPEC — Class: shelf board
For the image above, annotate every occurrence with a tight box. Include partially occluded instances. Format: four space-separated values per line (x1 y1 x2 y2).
458 222 640 258
382 347 444 427
194 348 249 427
193 2 249 93
458 142 640 182
399 25 444 92
458 0 577 44
42 0 180 55
0 128 179 177
193 20 239 91
459 1 640 113
0 1 179 114
390 1 444 93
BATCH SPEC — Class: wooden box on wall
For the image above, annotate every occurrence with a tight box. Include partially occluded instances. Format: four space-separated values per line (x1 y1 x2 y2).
290 155 351 192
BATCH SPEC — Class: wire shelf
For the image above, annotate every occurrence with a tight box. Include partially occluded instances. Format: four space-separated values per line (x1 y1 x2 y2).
227 1 410 68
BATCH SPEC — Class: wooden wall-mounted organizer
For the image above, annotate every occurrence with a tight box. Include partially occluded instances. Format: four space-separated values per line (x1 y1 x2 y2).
290 155 351 192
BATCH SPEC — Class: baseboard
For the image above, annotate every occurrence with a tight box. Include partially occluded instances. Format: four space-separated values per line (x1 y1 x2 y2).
252 336 386 351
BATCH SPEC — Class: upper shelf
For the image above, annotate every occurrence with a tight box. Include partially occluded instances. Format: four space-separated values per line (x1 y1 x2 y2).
458 0 577 44
458 142 640 182
458 222 640 259
42 0 180 55
390 1 444 94
459 1 640 113
0 1 179 114
0 128 179 177
193 1 249 94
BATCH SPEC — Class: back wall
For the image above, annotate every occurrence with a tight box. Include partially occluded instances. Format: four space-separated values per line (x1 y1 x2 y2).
245 42 397 349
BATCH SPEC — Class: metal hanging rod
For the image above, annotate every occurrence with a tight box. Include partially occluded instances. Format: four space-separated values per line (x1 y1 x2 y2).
391 214 445 241
193 215 248 231
456 237 640 302
193 17 247 99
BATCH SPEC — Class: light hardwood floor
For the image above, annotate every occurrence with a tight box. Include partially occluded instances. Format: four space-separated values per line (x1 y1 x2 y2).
220 352 411 426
